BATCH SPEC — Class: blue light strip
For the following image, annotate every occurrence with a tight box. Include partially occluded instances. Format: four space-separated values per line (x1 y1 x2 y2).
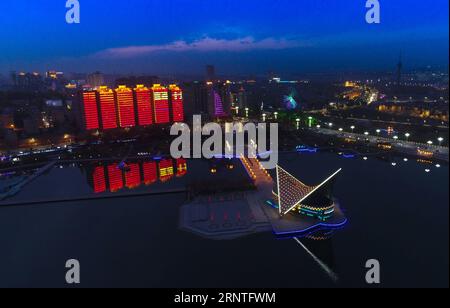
266 200 279 209
300 208 323 214
273 218 348 236
342 154 356 159
297 148 318 153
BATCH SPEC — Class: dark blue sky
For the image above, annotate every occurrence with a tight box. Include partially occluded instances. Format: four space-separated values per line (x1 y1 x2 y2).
0 0 448 75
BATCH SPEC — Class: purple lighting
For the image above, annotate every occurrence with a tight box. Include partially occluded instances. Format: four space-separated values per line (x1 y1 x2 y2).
214 91 226 117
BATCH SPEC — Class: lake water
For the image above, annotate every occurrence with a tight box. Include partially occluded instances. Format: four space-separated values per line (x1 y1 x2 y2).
0 152 448 288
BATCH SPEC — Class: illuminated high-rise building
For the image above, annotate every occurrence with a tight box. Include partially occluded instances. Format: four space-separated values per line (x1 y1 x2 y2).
108 164 123 192
81 84 184 131
159 159 174 182
115 85 136 128
176 158 188 177
98 86 118 130
135 85 153 126
125 163 141 189
212 90 226 117
152 84 170 124
206 82 229 118
82 91 100 130
143 161 158 185
169 84 184 122
93 166 106 193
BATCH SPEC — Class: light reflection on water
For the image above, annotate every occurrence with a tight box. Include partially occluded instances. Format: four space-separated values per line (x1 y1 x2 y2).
87 158 188 194
0 152 448 287
1 157 249 203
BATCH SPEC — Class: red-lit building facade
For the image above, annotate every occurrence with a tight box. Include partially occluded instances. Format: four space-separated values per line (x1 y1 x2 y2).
135 85 153 126
169 84 185 122
80 84 184 131
98 86 118 130
82 91 100 130
88 159 188 194
152 84 170 124
116 85 136 128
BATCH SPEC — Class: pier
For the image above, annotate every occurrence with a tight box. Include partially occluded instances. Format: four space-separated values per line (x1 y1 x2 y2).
0 162 56 201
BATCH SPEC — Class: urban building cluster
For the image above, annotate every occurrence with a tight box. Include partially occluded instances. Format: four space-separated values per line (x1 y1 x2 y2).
80 84 184 130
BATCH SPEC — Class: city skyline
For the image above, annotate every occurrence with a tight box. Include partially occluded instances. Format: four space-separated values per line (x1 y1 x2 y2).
0 0 448 290
0 0 449 75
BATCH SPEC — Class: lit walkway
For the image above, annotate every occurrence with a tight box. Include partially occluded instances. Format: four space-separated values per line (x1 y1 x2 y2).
315 128 449 161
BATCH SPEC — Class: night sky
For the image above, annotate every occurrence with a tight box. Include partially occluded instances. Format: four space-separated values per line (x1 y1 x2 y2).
0 0 448 75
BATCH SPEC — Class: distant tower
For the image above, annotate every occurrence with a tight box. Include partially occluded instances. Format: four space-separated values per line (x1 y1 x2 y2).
396 53 403 86
87 71 105 88
206 65 216 82
10 71 17 87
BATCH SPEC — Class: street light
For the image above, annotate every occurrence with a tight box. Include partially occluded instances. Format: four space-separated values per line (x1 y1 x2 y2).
376 129 381 135
350 126 355 133
393 136 399 141
438 137 444 146
405 133 410 141
274 112 278 120
262 113 267 122
296 118 300 130
339 128 343 132
364 132 369 136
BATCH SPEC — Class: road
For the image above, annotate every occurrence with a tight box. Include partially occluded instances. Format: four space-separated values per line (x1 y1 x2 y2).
314 128 449 161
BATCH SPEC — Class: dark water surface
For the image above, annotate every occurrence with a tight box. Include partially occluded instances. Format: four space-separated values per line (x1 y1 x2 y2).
0 153 448 288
